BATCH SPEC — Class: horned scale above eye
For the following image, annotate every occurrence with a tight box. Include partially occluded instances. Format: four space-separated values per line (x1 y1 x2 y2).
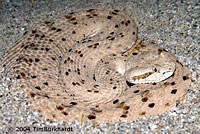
1 8 191 123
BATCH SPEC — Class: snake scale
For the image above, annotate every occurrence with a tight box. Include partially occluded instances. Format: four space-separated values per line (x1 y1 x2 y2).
1 8 191 123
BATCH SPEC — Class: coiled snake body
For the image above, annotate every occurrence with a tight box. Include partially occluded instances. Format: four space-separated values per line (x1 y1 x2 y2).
2 8 191 123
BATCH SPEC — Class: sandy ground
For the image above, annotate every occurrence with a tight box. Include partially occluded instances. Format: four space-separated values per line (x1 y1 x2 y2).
0 0 199 133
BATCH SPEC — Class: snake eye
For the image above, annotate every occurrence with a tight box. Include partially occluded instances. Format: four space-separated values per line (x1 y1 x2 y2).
154 68 157 72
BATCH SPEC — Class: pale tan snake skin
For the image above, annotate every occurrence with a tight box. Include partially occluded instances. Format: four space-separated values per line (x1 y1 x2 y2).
1 8 191 123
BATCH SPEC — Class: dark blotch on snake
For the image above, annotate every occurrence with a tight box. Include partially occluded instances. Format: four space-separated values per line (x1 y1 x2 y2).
171 89 177 94
126 81 135 87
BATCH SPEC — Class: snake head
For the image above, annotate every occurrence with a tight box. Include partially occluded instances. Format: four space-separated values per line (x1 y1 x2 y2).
125 60 176 84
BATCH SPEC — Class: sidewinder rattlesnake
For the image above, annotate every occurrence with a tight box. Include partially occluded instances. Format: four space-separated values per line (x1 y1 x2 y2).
1 8 191 123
